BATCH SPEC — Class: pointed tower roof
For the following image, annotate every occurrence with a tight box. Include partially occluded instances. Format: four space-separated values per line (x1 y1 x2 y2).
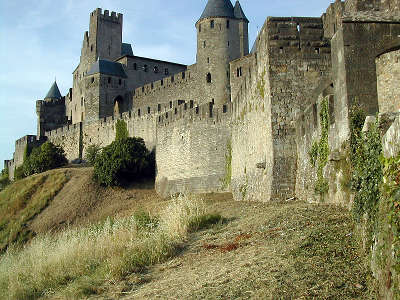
234 1 249 22
199 0 235 22
45 81 62 100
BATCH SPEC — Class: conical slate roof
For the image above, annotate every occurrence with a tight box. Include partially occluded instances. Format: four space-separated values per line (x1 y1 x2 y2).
234 1 249 22
45 81 62 99
199 0 235 21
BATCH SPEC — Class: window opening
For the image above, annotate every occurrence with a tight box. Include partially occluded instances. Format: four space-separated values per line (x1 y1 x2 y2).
206 73 212 83
210 20 214 28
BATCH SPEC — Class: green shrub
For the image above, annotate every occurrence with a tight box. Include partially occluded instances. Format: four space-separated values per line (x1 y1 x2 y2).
93 137 152 186
23 142 68 176
115 119 129 141
85 144 101 166
0 168 9 191
14 166 25 181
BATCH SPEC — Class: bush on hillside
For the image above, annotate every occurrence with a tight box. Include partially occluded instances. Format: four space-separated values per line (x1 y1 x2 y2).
23 142 68 176
85 144 102 166
93 137 153 186
14 166 25 181
0 168 10 191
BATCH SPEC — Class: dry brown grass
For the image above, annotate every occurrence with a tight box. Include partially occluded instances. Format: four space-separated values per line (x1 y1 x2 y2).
95 199 376 300
0 195 219 299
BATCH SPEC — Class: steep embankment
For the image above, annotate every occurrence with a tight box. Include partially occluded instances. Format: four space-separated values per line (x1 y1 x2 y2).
0 167 165 252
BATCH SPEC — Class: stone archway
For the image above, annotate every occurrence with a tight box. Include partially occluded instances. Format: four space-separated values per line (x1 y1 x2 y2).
113 95 124 116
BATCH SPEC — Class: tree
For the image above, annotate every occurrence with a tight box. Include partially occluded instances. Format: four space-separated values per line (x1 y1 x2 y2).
24 142 68 176
93 137 151 186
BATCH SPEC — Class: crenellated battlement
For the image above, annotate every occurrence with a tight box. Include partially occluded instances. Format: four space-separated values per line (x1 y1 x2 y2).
157 101 232 127
133 69 194 99
91 8 123 24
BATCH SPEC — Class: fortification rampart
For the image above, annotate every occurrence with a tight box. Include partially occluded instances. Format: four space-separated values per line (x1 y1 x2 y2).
376 48 400 114
155 102 232 197
230 16 332 202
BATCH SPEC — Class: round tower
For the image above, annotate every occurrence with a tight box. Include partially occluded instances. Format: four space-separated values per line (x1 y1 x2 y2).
196 0 248 105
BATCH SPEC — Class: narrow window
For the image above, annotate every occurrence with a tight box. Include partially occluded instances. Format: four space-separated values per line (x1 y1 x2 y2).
138 109 141 116
171 76 174 83
182 72 185 79
142 87 145 92
169 101 172 108
90 45 93 52
144 64 148 72
161 79 164 86
165 68 169 75
223 105 227 113
154 66 159 73
91 77 94 83
237 68 240 77
203 41 206 48
207 57 210 64
199 24 201 32
151 82 154 89
206 73 212 83
190 100 194 108
175 107 177 115
81 98 83 106
108 77 111 84
313 103 318 127
119 79 122 85
133 63 137 70
158 104 161 112
148 107 151 114
196 106 199 114
228 41 230 47
210 20 214 28
184 103 187 110
226 20 230 28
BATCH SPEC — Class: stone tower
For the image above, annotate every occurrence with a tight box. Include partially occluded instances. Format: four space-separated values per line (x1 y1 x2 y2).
70 9 123 124
36 81 67 137
196 0 249 105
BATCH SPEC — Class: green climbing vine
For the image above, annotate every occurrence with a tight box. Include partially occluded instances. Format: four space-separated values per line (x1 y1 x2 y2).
309 97 330 196
382 154 400 274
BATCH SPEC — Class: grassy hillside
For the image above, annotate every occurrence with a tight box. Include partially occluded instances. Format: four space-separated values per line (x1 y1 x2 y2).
0 170 69 252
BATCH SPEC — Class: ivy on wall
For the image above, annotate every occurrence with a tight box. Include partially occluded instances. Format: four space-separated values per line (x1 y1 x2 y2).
382 154 400 274
309 97 330 196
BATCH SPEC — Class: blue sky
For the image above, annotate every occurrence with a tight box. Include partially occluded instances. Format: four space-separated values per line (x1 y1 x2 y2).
0 0 333 167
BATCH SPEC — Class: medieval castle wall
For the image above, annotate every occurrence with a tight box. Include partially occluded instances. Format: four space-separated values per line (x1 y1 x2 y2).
155 102 232 197
230 16 331 202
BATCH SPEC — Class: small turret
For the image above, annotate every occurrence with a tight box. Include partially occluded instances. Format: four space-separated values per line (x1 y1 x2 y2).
234 1 249 56
44 81 62 101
